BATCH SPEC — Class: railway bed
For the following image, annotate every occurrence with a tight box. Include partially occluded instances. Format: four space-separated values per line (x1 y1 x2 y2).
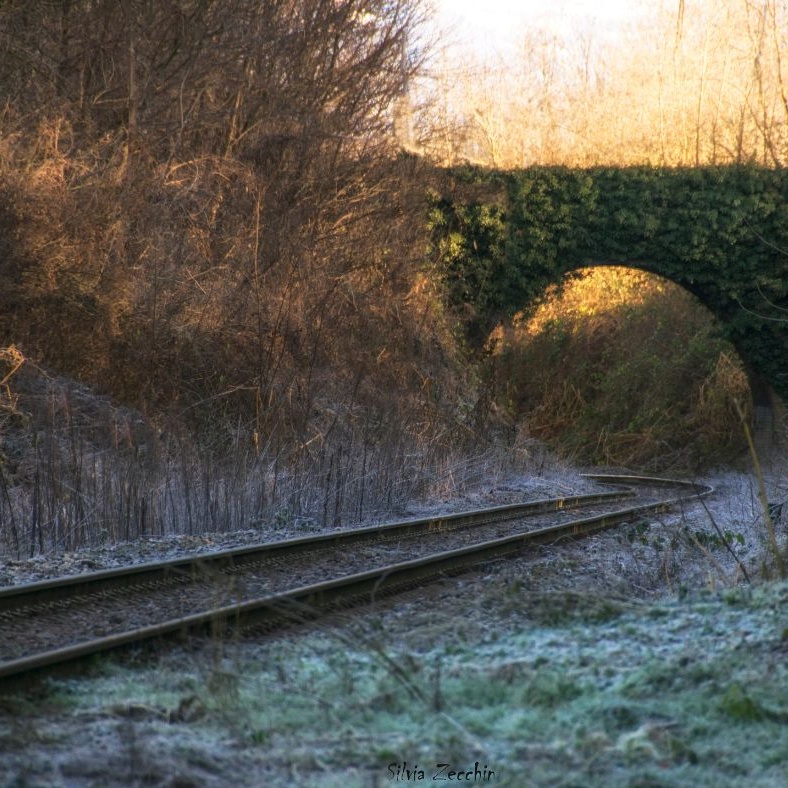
0 475 712 690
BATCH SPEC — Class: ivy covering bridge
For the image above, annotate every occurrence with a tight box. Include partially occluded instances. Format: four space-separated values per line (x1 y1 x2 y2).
429 165 788 406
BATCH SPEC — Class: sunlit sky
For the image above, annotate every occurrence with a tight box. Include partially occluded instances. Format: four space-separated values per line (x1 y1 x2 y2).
433 0 649 52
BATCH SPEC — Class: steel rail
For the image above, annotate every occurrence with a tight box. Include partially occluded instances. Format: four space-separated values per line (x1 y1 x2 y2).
0 488 635 613
0 474 713 688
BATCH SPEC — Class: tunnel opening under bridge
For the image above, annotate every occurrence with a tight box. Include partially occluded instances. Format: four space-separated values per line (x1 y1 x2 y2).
489 264 772 470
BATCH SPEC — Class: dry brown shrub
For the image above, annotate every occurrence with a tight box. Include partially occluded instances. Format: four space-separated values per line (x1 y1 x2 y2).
495 267 750 470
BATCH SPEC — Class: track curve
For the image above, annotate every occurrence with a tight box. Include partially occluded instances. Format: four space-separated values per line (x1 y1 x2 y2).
0 474 712 690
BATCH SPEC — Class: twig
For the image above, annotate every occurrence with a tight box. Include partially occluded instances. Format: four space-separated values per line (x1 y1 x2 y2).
696 493 751 584
735 399 785 578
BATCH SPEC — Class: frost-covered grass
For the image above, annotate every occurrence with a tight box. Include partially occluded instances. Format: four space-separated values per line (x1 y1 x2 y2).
3 580 788 786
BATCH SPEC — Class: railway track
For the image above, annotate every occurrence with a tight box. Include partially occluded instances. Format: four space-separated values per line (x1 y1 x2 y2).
0 474 712 690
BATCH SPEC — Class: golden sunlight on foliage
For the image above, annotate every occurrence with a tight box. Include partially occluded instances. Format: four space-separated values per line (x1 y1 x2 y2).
496 267 751 469
516 268 672 335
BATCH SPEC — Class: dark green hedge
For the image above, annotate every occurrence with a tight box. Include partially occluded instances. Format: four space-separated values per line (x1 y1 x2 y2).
429 165 788 399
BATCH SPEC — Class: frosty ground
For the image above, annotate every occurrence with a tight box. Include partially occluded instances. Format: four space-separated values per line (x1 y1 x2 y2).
1 461 787 787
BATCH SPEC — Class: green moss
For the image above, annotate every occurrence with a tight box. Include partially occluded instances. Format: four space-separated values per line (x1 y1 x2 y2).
719 683 768 722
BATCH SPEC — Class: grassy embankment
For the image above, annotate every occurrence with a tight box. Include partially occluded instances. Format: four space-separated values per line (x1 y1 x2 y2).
2 575 787 786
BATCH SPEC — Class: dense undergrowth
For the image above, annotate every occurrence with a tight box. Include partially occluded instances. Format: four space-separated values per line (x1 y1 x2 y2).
0 1 477 555
493 267 752 470
0 342 526 557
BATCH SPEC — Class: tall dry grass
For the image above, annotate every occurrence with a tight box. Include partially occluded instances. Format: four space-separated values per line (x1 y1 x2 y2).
0 346 540 558
494 267 752 470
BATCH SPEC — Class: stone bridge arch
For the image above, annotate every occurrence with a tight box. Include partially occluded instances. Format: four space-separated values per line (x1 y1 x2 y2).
430 165 788 430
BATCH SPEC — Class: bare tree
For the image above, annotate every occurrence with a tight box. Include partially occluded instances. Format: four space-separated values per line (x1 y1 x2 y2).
0 0 435 431
421 0 788 167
